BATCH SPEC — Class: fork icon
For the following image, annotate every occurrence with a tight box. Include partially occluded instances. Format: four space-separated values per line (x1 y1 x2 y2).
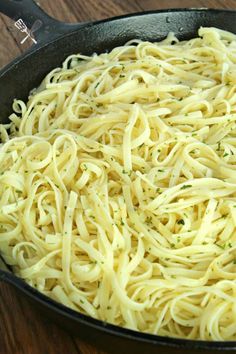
14 19 42 44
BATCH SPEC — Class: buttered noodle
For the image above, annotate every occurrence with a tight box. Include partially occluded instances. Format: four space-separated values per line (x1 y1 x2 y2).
2 27 236 340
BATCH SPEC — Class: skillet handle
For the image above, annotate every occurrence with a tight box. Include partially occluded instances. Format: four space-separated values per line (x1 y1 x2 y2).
0 0 86 47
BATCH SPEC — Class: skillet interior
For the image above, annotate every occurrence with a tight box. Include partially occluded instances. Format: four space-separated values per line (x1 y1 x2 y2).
1 8 236 354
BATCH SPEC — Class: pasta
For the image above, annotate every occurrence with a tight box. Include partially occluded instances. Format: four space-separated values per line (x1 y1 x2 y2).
1 27 236 340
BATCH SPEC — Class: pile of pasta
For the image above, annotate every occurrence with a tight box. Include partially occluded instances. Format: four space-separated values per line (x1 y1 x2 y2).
1 27 236 340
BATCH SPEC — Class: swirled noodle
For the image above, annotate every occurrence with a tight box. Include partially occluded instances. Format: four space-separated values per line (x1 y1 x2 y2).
2 27 236 340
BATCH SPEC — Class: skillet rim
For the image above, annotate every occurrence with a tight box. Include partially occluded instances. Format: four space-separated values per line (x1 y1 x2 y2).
1 7 236 350
1 7 236 78
2 267 236 351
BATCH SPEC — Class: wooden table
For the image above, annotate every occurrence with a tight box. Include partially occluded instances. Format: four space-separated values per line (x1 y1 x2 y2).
0 0 235 353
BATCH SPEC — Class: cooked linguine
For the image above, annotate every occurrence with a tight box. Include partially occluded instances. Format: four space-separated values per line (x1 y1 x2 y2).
1 27 236 340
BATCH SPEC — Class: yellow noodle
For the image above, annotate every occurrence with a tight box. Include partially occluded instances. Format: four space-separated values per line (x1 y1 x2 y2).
1 27 236 340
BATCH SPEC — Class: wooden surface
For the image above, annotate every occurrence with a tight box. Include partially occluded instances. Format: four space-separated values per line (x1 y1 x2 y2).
0 0 236 353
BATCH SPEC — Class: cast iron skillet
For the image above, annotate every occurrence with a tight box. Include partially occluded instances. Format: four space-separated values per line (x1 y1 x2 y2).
1 1 236 353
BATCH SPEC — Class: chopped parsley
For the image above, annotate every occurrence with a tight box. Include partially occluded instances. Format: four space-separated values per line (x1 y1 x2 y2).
180 184 192 190
216 142 221 152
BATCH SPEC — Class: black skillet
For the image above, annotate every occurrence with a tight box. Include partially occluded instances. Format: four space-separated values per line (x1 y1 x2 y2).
0 1 236 353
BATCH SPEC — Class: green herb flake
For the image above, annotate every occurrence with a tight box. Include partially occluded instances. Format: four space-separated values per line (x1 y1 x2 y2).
180 184 192 190
216 142 221 152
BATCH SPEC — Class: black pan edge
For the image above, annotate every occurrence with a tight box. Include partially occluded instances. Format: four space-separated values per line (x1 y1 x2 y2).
1 7 236 79
2 270 236 351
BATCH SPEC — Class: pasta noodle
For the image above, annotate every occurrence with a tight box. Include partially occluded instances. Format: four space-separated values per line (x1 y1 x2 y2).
2 27 236 340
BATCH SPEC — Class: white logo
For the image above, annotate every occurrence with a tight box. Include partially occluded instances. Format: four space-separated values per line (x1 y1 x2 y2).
14 19 42 44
